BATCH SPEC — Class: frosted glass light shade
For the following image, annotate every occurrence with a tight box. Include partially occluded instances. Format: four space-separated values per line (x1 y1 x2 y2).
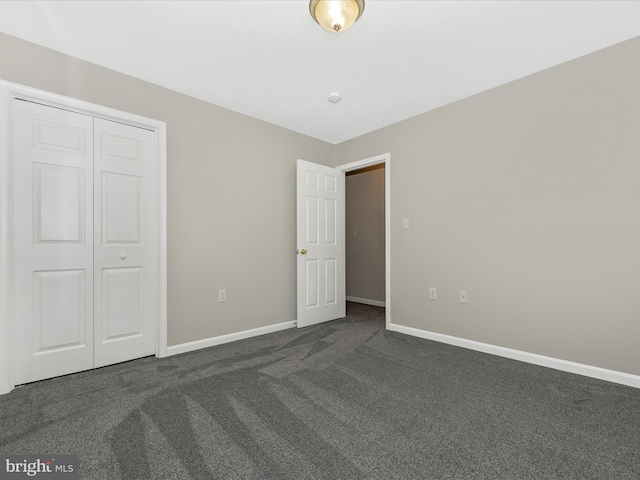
309 0 365 33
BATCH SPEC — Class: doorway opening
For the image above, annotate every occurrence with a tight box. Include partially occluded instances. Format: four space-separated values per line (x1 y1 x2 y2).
336 153 390 328
345 164 386 324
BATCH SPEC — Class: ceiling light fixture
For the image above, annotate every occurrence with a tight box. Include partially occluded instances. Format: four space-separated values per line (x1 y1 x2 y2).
309 0 365 33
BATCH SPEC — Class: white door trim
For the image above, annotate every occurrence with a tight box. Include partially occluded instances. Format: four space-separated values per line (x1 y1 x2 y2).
335 153 390 329
0 80 168 395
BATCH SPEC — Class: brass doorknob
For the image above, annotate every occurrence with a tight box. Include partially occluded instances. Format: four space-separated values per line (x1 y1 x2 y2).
299 249 308 255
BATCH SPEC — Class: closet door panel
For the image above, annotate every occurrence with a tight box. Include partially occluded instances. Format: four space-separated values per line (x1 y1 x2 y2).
101 267 143 340
93 119 157 367
13 100 94 384
101 172 142 244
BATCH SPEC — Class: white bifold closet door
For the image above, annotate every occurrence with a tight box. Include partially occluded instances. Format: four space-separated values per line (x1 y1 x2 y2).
13 100 157 385
93 118 156 368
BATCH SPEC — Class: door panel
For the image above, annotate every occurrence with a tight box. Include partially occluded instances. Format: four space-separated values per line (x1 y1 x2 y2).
325 198 337 244
305 259 319 308
324 259 337 304
101 267 143 341
35 164 86 243
13 100 94 384
34 270 87 351
101 172 142 244
100 132 141 161
33 119 86 154
305 196 319 244
93 119 156 367
296 159 345 328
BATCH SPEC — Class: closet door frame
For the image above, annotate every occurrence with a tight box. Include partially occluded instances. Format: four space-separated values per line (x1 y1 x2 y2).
0 80 168 395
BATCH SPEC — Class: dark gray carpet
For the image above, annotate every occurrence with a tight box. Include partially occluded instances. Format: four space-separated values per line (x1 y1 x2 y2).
1 303 639 479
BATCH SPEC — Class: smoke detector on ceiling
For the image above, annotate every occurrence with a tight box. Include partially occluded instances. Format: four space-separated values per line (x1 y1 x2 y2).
327 92 342 103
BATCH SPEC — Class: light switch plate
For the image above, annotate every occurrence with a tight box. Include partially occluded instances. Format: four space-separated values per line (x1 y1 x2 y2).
459 290 468 304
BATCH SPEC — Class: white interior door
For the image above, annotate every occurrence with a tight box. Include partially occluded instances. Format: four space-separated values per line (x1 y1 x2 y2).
296 159 345 328
13 100 95 384
93 119 157 367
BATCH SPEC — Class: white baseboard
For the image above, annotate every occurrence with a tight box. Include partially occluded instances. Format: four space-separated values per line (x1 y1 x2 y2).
166 321 296 357
346 296 386 308
388 323 640 389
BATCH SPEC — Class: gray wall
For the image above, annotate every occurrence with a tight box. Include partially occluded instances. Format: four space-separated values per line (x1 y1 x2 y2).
0 33 335 346
346 166 385 303
335 37 640 376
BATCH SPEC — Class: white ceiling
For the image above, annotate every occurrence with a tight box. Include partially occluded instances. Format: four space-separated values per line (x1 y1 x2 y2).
1 1 640 144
